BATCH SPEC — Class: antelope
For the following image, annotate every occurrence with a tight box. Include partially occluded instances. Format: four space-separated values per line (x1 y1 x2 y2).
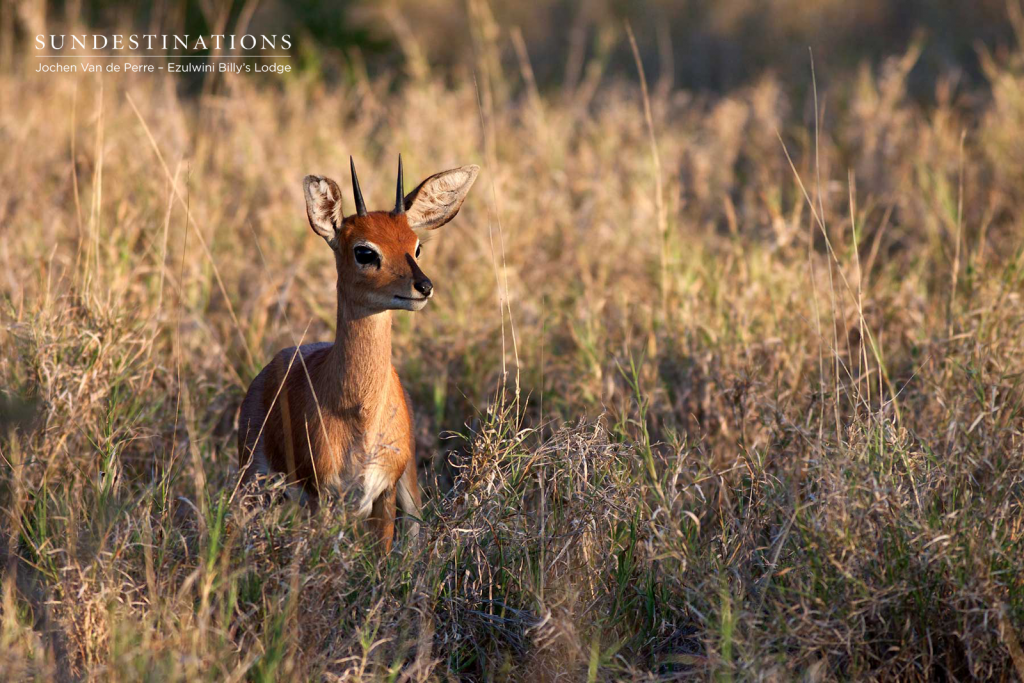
237 156 479 551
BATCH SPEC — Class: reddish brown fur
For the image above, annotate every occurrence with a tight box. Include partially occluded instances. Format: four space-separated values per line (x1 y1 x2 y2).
238 211 424 552
237 163 478 552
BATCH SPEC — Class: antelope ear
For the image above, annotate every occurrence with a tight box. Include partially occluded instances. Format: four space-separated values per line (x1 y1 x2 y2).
303 175 344 244
404 165 480 231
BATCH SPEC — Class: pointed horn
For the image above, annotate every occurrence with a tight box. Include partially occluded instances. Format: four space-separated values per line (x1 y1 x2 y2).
393 153 405 215
350 156 367 217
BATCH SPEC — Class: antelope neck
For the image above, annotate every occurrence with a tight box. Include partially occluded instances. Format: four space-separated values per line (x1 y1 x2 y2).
326 294 393 409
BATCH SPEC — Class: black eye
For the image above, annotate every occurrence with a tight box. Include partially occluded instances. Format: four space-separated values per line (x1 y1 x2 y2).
354 245 380 267
415 244 422 258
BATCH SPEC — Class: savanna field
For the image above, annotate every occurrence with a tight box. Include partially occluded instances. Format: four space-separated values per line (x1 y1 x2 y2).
2 8 1024 681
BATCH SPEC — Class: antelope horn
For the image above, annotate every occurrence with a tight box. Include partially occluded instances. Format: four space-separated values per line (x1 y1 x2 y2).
350 156 367 217
393 153 405 215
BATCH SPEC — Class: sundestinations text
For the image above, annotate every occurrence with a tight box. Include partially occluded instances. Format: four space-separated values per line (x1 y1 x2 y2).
36 34 291 52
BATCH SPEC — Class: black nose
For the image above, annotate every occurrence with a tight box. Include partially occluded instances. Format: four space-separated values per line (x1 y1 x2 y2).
414 279 433 297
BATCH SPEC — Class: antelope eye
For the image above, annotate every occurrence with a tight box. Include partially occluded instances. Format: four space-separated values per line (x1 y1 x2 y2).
354 245 380 267
415 244 422 258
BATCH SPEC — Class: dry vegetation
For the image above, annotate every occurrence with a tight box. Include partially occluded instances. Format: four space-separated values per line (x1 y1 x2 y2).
2 18 1024 682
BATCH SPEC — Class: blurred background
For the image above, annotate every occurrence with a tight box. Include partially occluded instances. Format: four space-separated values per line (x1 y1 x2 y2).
4 0 1022 99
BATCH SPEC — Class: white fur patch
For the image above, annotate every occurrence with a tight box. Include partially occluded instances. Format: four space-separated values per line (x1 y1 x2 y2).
397 477 418 515
357 465 391 518
397 475 421 541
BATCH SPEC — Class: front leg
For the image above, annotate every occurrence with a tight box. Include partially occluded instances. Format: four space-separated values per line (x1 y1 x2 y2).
368 486 397 552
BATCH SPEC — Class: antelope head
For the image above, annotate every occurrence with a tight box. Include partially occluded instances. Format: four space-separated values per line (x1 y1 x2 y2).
302 156 479 313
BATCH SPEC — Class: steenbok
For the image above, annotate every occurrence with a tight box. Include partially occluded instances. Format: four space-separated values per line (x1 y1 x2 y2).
237 156 479 551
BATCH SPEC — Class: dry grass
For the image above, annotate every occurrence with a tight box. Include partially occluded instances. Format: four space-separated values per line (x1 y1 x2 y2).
1 27 1024 682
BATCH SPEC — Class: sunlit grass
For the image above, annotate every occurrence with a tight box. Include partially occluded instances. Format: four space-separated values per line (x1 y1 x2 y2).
1 31 1023 680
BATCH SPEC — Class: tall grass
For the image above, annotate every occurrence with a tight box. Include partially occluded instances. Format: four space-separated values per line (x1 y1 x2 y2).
1 23 1024 681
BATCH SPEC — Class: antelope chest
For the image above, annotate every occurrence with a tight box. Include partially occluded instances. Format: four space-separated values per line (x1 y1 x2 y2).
313 400 394 485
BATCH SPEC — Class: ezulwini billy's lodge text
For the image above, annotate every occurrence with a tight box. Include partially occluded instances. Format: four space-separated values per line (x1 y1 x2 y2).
37 62 291 74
